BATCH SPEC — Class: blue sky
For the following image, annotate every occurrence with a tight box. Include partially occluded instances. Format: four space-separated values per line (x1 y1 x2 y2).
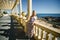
7 0 60 14
19 0 60 14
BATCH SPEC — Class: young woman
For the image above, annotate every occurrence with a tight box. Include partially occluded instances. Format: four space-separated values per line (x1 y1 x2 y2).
27 10 37 39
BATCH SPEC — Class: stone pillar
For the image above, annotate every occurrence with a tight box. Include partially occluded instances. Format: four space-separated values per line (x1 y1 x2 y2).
12 5 18 15
27 0 32 20
19 0 22 15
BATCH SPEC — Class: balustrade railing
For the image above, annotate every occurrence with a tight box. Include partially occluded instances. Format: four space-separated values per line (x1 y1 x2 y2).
33 20 60 40
12 15 60 40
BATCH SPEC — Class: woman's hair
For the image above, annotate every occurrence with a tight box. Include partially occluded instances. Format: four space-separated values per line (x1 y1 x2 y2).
31 10 36 17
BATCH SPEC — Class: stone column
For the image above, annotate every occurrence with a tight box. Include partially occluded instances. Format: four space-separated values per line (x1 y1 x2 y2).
27 0 32 20
12 5 18 15
19 0 22 15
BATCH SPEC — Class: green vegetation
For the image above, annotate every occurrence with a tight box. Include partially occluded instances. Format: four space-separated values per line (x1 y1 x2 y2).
3 11 8 14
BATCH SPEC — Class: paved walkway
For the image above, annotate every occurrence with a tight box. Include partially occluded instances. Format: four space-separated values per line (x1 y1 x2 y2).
0 16 33 40
0 16 10 40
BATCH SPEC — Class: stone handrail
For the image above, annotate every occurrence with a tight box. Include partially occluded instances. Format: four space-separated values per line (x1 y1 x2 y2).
33 20 60 40
12 15 60 40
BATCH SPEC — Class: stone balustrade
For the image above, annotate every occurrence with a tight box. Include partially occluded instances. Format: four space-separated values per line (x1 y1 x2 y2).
12 15 60 40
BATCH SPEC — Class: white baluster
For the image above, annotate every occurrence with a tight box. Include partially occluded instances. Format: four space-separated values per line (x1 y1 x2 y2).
55 37 60 40
35 26 38 36
42 31 47 40
48 33 54 40
33 25 35 34
38 28 42 39
42 39 45 40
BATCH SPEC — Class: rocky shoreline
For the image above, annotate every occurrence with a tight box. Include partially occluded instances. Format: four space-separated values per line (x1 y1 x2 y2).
39 16 60 28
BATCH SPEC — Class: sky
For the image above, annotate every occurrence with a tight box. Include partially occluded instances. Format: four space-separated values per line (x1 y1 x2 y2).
6 0 60 14
20 0 60 14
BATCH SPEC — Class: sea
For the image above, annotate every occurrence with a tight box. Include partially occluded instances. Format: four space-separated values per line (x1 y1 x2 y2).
36 13 60 18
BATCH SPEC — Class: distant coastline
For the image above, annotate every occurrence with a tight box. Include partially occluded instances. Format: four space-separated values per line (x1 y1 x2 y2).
37 13 60 18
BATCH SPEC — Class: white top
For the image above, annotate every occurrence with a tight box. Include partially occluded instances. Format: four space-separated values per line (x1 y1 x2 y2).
30 16 37 23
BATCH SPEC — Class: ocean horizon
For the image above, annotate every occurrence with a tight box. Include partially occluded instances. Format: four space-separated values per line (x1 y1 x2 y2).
37 13 60 18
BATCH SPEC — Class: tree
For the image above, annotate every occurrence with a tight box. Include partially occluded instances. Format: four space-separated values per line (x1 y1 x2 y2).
3 11 8 14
